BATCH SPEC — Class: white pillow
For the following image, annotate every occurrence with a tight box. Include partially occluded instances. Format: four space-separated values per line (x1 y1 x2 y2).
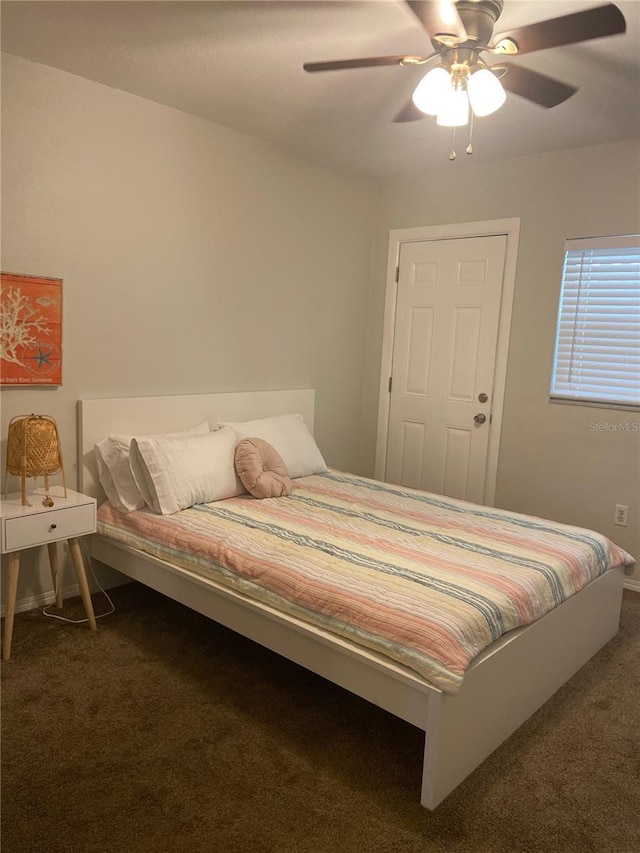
220 413 327 479
94 421 209 513
129 427 244 515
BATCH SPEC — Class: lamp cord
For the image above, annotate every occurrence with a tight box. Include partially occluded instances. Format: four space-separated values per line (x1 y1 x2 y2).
42 539 115 624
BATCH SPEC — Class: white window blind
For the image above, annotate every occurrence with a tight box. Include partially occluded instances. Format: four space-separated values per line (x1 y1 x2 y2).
550 235 640 409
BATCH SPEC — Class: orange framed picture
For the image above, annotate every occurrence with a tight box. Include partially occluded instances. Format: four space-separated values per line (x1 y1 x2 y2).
1 272 63 386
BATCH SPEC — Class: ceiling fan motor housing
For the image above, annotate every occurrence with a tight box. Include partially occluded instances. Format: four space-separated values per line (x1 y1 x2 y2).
446 0 504 47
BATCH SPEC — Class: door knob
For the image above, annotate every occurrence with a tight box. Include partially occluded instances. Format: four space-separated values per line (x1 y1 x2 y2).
474 413 487 425
478 392 488 403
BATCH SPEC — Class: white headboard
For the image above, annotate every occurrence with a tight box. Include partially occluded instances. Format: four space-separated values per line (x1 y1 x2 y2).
78 388 315 501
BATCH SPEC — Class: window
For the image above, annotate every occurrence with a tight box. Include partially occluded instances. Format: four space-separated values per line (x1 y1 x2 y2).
550 235 640 409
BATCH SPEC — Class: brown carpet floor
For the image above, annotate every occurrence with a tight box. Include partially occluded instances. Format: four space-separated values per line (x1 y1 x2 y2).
2 583 639 853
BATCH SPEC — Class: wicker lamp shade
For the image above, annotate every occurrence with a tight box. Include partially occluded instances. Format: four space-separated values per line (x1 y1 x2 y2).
5 414 67 505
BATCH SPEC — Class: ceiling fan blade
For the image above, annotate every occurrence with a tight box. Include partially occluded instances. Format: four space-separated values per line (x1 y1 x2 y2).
393 99 426 123
406 0 467 43
303 55 418 73
493 3 626 56
498 63 578 108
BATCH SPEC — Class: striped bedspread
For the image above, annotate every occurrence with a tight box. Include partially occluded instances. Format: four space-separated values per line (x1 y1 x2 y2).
97 471 634 694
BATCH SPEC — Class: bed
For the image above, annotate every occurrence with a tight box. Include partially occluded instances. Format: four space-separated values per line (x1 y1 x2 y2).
78 388 632 809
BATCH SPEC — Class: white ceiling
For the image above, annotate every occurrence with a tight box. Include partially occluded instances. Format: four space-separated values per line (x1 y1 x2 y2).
2 0 639 178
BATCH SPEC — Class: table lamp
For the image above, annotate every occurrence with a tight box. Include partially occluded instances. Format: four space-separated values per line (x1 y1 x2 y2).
5 414 67 505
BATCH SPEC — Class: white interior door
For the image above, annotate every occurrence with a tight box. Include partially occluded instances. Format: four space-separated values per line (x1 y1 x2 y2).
385 234 507 503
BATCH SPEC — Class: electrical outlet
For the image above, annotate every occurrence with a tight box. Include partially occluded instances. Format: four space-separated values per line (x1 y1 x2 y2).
614 504 628 526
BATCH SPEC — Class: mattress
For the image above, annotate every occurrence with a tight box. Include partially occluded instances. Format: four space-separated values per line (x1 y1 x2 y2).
97 471 634 694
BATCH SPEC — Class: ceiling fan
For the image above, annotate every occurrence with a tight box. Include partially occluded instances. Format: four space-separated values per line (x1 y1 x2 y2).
303 0 626 153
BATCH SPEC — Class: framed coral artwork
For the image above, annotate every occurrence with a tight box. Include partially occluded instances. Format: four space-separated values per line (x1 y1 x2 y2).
1 272 63 386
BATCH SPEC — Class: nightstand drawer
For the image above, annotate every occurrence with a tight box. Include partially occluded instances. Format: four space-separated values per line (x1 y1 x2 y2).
3 503 96 552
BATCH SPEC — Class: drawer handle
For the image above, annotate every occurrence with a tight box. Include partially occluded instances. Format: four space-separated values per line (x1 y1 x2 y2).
49 523 57 531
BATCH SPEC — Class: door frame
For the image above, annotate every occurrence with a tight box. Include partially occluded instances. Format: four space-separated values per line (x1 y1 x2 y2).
374 218 520 506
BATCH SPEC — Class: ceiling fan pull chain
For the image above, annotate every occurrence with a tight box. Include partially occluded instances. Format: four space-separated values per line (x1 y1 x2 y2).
449 127 457 160
466 111 475 155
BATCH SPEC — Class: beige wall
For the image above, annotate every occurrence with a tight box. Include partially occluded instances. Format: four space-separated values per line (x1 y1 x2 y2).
362 140 640 583
0 54 378 605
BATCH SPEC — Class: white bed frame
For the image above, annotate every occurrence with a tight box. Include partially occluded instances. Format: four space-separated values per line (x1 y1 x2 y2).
78 389 625 809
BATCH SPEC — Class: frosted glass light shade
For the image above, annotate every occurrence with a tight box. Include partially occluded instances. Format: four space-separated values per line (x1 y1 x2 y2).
467 68 506 117
436 88 469 127
412 67 451 116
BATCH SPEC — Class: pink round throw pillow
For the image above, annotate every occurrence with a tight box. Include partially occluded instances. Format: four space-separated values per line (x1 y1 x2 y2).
234 437 294 499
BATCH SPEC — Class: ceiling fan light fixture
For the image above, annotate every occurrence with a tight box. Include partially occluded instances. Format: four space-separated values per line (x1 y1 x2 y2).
467 67 506 116
412 66 451 115
436 87 470 127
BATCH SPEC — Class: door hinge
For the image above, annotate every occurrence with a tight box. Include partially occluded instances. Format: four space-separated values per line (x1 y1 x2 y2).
388 376 393 393
395 266 399 283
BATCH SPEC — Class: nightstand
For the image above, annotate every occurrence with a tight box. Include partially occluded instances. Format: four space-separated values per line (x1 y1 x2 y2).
1 486 98 660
